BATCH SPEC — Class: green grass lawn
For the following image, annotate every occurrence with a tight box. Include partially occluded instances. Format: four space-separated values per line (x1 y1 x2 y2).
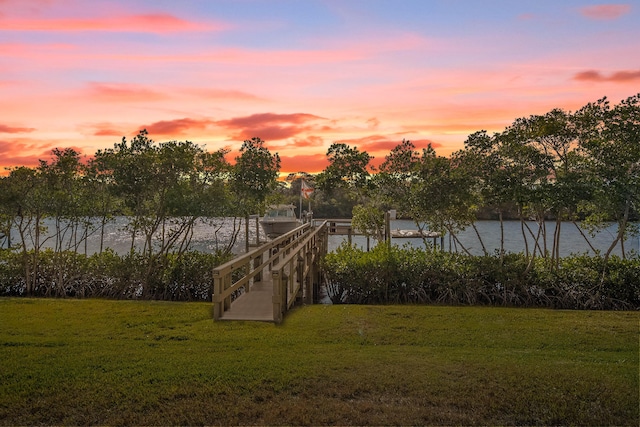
0 298 637 426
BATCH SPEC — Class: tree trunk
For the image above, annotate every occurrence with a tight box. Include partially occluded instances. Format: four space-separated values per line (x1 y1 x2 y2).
471 223 488 256
499 211 504 262
572 221 598 254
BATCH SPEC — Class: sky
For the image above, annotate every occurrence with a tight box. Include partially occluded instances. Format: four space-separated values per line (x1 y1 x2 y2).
0 0 639 175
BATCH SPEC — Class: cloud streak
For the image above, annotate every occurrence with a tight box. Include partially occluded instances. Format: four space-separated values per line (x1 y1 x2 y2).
142 118 216 137
216 113 327 141
573 69 640 82
0 124 35 133
0 13 225 33
0 139 56 169
335 135 440 154
579 4 631 20
85 82 168 103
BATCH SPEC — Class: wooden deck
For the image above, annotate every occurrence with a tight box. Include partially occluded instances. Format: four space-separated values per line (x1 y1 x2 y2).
218 271 274 321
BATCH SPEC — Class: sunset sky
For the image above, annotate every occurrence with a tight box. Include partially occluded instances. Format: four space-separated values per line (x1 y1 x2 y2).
1 0 638 175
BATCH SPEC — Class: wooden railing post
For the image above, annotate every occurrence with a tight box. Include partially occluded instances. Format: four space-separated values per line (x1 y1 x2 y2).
305 248 313 305
272 270 284 324
212 270 223 320
296 254 305 304
223 273 232 310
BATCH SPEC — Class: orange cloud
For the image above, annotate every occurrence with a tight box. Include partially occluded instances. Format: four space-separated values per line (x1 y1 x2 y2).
573 69 640 82
0 139 55 169
335 135 440 154
278 153 329 174
85 122 124 137
352 137 401 153
0 124 35 133
278 136 326 149
325 135 443 170
579 4 631 20
411 139 442 150
0 13 225 33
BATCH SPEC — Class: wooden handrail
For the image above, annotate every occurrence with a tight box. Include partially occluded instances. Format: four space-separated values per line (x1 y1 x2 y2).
271 221 327 322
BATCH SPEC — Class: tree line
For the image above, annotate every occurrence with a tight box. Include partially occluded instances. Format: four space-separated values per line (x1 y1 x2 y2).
316 94 638 309
316 94 639 269
0 133 280 297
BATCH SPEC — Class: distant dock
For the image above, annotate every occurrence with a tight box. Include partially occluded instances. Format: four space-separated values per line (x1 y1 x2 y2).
390 229 441 239
316 217 444 250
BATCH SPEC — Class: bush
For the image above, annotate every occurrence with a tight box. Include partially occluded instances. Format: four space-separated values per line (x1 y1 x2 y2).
0 249 233 301
322 243 640 310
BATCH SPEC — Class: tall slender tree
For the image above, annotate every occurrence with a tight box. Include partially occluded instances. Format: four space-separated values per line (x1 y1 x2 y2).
316 142 384 241
231 137 281 216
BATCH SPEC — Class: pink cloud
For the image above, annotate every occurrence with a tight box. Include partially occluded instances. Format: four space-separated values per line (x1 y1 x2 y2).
0 124 35 133
185 88 265 102
219 113 325 128
579 4 631 20
573 69 640 82
216 113 327 141
85 82 168 103
142 118 215 136
0 13 225 33
354 137 401 153
82 83 264 105
84 119 219 140
234 126 305 141
366 117 380 129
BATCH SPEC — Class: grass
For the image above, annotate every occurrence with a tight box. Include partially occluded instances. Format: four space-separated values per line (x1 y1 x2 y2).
0 298 638 426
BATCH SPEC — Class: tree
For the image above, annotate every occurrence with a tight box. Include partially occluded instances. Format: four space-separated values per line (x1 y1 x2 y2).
94 130 235 296
84 155 121 255
316 143 374 196
316 143 385 241
377 140 438 247
462 131 510 256
0 166 49 295
377 139 420 218
505 108 590 267
408 145 479 254
231 137 281 216
576 94 640 264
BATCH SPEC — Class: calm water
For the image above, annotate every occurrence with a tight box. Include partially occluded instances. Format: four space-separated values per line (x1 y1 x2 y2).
0 217 260 255
331 219 639 258
2 217 638 258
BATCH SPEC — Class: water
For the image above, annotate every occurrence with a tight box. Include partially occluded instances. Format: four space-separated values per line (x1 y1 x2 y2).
331 219 639 258
0 217 264 256
2 217 638 258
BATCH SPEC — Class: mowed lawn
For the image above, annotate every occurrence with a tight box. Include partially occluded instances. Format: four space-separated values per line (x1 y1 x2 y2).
0 298 637 426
